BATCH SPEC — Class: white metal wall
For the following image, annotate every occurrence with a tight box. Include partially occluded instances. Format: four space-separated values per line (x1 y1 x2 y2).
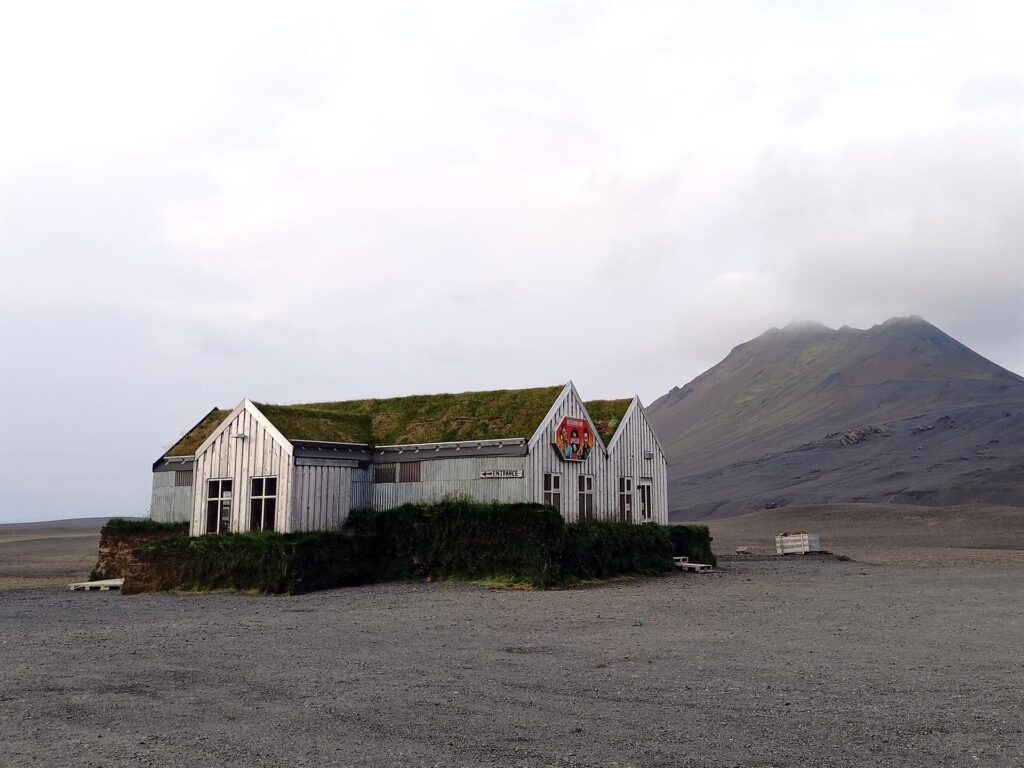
372 455 529 510
526 389 611 522
606 403 669 524
190 407 293 535
292 464 352 531
150 471 192 523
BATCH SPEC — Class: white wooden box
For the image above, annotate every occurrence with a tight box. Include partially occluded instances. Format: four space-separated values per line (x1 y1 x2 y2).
775 533 821 554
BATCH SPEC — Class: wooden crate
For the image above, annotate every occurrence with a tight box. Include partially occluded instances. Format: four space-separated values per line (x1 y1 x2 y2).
775 533 821 555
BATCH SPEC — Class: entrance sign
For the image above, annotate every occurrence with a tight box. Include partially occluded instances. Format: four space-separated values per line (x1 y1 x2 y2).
480 469 524 479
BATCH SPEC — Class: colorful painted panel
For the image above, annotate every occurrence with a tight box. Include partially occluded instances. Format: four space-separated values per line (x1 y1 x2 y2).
553 416 594 462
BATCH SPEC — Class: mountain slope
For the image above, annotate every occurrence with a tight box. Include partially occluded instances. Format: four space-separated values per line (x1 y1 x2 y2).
647 317 1024 518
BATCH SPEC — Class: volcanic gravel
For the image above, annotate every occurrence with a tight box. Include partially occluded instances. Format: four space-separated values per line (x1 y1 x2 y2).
1 558 1022 767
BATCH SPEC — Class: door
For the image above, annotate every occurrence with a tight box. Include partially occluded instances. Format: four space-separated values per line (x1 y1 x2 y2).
618 477 633 523
638 481 653 522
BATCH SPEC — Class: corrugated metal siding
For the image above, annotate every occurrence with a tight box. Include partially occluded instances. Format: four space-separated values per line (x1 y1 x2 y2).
190 407 293 535
292 465 352 531
150 471 193 523
526 390 611 522
351 467 373 510
606 404 669 525
372 456 529 510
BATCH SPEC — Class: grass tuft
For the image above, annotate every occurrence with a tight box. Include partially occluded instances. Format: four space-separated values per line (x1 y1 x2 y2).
101 518 189 536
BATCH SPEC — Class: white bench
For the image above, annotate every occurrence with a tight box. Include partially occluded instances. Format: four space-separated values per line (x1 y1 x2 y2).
68 578 124 592
673 556 713 573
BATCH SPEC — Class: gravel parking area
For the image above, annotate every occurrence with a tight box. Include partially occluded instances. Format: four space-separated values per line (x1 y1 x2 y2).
2 558 1022 767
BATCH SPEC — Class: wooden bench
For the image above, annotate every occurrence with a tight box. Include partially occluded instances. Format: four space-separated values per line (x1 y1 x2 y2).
673 556 714 573
68 578 124 592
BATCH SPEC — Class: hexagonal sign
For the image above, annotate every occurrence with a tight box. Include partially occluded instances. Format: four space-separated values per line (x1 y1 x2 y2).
552 416 595 462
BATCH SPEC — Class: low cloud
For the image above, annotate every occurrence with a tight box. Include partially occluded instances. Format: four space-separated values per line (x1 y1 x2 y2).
1 1 1021 521
668 120 1024 368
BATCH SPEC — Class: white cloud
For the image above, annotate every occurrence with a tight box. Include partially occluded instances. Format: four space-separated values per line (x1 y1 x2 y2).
1 0 1021 521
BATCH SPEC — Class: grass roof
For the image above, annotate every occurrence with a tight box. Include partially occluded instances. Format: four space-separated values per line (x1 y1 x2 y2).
254 404 374 444
583 398 634 444
260 386 565 445
162 388 636 457
163 408 231 458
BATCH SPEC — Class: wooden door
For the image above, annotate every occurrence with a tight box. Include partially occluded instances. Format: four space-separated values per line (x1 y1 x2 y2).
618 477 633 523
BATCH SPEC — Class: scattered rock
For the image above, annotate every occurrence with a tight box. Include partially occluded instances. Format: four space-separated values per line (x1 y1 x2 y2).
829 425 887 447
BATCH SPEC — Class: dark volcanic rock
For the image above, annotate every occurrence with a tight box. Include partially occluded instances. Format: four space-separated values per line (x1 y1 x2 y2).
647 317 1024 519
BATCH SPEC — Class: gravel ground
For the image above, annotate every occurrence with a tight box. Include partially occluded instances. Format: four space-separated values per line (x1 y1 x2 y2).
2 558 1022 767
702 503 1024 568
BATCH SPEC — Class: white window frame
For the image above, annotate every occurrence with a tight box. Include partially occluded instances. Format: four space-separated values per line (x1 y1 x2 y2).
578 475 595 521
543 472 562 510
206 478 233 534
250 476 278 532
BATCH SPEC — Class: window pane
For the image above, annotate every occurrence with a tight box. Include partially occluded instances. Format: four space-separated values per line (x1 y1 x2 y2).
544 474 551 491
264 477 277 497
552 475 560 490
220 500 231 532
206 501 219 533
250 499 262 531
264 499 276 531
251 477 263 497
222 479 232 497
208 479 219 498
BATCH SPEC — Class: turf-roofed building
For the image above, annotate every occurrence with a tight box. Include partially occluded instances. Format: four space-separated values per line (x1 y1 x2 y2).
151 382 668 535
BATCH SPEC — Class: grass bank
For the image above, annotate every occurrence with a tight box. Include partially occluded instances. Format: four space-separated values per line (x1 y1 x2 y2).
127 500 715 594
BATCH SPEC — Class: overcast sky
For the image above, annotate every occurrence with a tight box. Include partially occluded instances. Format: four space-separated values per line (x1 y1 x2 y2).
1 1 1021 522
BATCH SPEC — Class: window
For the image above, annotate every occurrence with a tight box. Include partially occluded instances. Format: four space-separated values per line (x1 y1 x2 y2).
618 477 633 523
206 479 233 534
250 476 277 532
638 481 653 522
578 475 594 521
399 462 421 483
174 470 193 487
543 473 561 510
374 464 396 484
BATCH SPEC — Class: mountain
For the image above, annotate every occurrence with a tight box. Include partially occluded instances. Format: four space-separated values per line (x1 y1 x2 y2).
647 317 1024 519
